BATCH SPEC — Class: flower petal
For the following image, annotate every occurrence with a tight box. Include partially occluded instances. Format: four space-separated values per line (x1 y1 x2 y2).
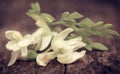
5 30 23 41
52 28 73 42
29 14 48 28
36 52 56 66
65 36 82 44
32 28 43 39
8 51 19 66
36 19 47 27
57 50 86 64
6 41 20 51
39 35 52 51
52 32 58 36
72 41 86 51
20 47 28 57
51 28 73 52
18 38 32 47
62 37 86 51
32 29 43 50
24 34 34 42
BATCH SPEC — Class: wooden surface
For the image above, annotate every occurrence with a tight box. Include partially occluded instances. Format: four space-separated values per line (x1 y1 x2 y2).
0 0 120 74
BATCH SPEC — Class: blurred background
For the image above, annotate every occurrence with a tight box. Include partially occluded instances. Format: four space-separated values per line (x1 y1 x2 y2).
0 0 120 58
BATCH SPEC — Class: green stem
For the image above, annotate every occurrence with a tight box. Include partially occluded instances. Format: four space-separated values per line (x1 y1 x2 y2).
51 20 80 36
50 21 64 25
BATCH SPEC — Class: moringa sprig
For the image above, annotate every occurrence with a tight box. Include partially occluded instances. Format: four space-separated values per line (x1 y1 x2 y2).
5 2 119 67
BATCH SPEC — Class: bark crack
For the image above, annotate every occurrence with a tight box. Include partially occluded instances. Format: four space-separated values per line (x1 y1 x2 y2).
64 64 67 74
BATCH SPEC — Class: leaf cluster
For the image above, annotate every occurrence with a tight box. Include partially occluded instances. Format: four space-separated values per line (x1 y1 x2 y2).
27 2 55 23
27 2 119 51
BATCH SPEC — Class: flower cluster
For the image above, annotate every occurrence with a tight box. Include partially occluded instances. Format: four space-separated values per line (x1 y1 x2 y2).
5 13 86 67
5 2 119 67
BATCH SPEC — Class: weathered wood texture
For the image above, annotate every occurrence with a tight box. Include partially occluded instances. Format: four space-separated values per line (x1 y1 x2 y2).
0 0 120 74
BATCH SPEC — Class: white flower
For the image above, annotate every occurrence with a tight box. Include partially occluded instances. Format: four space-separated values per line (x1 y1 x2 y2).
51 28 86 64
36 52 56 66
32 17 53 51
35 31 58 66
5 30 33 66
36 28 86 66
30 28 43 50
51 28 86 52
57 50 86 64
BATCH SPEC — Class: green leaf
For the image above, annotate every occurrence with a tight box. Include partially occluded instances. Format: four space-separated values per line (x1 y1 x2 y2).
61 12 70 20
94 29 119 38
61 12 83 22
81 18 94 25
28 2 41 15
83 37 93 44
26 2 41 20
94 21 104 27
53 27 62 32
106 30 119 36
93 29 106 36
68 12 83 19
78 28 95 37
101 24 112 29
90 42 108 50
92 21 104 30
27 50 38 60
27 2 55 25
85 45 93 51
40 13 55 23
31 2 40 12
77 18 94 28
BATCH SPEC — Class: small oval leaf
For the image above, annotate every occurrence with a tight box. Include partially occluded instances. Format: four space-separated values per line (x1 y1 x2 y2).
68 12 83 19
90 42 108 51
